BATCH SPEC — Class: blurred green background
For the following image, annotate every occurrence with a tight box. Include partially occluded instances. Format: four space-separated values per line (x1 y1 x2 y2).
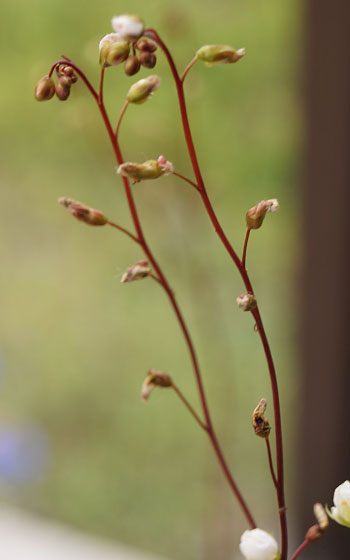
0 1 300 558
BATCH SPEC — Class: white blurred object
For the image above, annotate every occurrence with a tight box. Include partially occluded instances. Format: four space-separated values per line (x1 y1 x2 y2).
0 507 168 560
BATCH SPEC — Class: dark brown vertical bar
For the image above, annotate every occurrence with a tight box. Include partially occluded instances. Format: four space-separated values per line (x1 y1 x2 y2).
299 0 350 557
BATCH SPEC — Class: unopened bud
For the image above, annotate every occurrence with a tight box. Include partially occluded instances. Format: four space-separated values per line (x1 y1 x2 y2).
58 65 78 84
135 38 157 52
313 503 329 532
246 199 279 230
55 77 71 101
124 55 141 76
117 155 174 183
252 398 271 438
58 197 107 226
140 51 157 69
196 45 245 66
99 34 130 67
126 74 160 104
141 369 173 401
111 14 144 41
237 293 257 311
120 260 151 283
305 524 322 543
35 75 55 101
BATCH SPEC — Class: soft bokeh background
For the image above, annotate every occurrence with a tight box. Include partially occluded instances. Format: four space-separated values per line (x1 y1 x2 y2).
0 1 301 558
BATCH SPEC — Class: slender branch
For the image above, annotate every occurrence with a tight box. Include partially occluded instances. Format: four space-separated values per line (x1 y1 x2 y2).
290 540 309 560
242 228 251 269
149 272 163 286
115 100 129 138
173 171 200 191
59 60 256 529
48 59 98 101
172 383 207 430
181 56 199 83
99 67 105 105
107 220 140 243
265 438 278 490
145 29 287 558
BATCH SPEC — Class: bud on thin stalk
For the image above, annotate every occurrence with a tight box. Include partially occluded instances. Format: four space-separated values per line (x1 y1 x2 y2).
252 398 271 438
141 369 173 401
58 197 107 226
246 199 279 230
35 75 55 101
126 75 160 104
196 44 245 66
117 155 174 182
120 260 151 283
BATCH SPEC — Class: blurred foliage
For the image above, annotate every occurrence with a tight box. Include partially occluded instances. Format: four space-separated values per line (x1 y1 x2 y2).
0 1 300 559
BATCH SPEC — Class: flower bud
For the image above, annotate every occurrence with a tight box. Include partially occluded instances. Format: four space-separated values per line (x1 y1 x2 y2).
246 199 279 230
239 529 280 560
313 503 329 532
117 155 174 183
135 38 157 52
196 45 245 66
55 77 71 101
326 480 350 527
99 34 130 67
140 51 157 69
237 293 257 312
124 55 141 76
120 260 151 283
58 65 78 84
305 524 322 543
141 369 173 401
111 14 145 41
252 398 271 438
126 75 160 104
35 75 55 101
59 197 107 226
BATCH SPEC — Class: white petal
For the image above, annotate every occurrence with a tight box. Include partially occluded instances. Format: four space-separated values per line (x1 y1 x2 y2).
239 529 279 560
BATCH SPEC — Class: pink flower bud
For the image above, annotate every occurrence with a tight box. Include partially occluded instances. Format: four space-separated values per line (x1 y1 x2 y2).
59 197 107 226
246 199 279 230
236 293 257 311
120 260 151 283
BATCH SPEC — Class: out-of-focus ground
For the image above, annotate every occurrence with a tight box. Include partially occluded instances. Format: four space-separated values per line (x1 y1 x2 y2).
0 1 300 559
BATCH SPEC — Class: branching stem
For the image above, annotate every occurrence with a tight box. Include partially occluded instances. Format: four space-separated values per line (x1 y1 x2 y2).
172 383 207 430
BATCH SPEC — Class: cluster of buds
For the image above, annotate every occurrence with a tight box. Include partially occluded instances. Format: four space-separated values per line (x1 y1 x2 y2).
35 65 78 102
196 44 245 66
120 260 151 283
99 15 157 76
58 197 107 226
239 529 280 560
246 199 279 230
141 369 173 401
117 155 174 183
236 292 257 312
252 399 271 438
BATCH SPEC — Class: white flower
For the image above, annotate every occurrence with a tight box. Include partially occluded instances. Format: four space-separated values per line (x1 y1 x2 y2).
327 480 350 527
111 14 144 41
240 529 280 560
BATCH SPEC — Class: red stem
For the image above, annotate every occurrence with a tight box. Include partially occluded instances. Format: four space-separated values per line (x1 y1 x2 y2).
145 29 287 559
290 540 309 560
265 437 278 490
242 228 251 269
51 60 256 529
107 220 140 243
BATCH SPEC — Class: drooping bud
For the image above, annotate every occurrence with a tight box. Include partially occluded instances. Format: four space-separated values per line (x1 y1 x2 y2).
124 55 141 76
196 45 245 66
120 260 151 283
140 51 157 69
55 77 71 101
239 529 280 560
117 155 174 183
236 293 257 311
58 197 107 226
35 75 55 101
99 33 130 67
246 199 279 230
252 398 271 438
58 64 78 84
135 38 157 53
141 369 173 401
111 14 145 41
126 75 160 104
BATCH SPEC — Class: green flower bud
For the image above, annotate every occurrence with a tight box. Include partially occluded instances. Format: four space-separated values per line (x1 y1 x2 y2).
59 197 107 226
117 155 174 183
99 34 130 68
35 75 55 101
196 45 245 66
126 75 160 104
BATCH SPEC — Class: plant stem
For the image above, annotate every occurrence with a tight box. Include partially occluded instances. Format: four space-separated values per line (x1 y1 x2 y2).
173 171 200 191
265 437 278 490
107 220 140 243
145 29 287 559
52 59 257 530
115 100 129 138
172 383 207 430
290 539 309 560
99 67 105 105
242 228 251 269
181 56 198 83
